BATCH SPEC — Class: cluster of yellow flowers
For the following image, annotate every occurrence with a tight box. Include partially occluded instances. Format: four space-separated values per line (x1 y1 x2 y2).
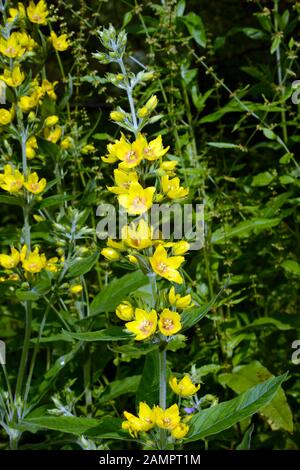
122 375 200 440
0 245 60 274
0 164 46 194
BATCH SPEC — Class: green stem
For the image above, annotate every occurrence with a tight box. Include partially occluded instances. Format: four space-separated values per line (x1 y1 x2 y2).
118 57 138 135
14 301 32 400
274 0 288 143
158 347 167 450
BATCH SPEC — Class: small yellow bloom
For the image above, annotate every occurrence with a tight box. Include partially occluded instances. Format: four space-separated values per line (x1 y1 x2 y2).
24 172 46 194
0 165 24 193
19 95 38 113
125 308 157 341
172 240 190 256
149 245 184 284
8 3 26 22
110 110 125 122
161 175 189 199
141 135 169 161
41 80 58 100
0 108 14 126
0 33 25 58
122 402 155 437
27 0 48 24
26 136 38 160
44 115 59 127
81 143 96 154
44 126 62 143
118 182 155 215
137 402 156 431
145 95 158 111
137 106 148 118
121 220 153 250
70 284 83 294
160 160 178 172
171 422 189 439
106 133 144 169
101 247 120 261
116 301 134 321
50 31 69 51
107 169 139 195
45 257 60 272
168 286 192 309
60 136 73 150
0 66 25 88
169 375 200 397
158 308 181 336
0 247 20 269
22 247 47 273
155 404 180 430
127 254 138 263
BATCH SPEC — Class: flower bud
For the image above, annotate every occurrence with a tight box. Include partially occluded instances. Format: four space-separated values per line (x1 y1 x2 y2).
70 284 83 295
101 247 120 261
146 95 158 111
110 110 125 122
137 106 148 118
116 301 134 321
44 115 59 127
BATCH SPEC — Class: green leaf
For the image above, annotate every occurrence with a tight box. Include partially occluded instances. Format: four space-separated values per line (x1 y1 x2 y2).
282 260 300 277
136 351 160 407
90 271 149 315
219 362 293 432
180 13 206 48
251 171 275 187
236 424 254 450
0 194 24 207
186 373 287 442
62 326 130 342
22 416 125 440
271 36 281 54
207 142 240 149
38 194 74 209
99 375 141 404
66 252 99 278
181 286 225 330
262 128 276 140
211 218 281 244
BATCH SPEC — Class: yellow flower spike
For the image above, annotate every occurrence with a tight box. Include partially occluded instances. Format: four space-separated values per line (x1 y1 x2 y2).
107 169 139 195
70 284 83 295
158 308 182 336
27 0 48 24
101 247 120 261
115 133 145 169
121 220 153 250
0 66 25 88
171 422 189 439
168 287 193 309
50 31 70 51
44 115 59 127
143 135 169 162
116 301 135 321
169 375 200 397
44 126 62 144
0 247 20 269
125 308 157 341
149 245 184 284
172 240 190 256
118 182 155 215
0 165 24 193
154 404 180 430
161 175 189 200
22 247 47 273
0 108 14 126
24 173 46 195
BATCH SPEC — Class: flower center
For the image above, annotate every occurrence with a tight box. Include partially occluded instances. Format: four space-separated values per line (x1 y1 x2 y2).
125 150 138 163
29 183 40 192
139 320 152 333
157 261 168 273
163 417 171 426
162 318 174 331
133 196 146 210
5 46 16 55
144 146 154 157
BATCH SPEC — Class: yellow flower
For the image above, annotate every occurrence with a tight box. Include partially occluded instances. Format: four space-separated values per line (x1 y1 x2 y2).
141 135 169 161
0 108 14 126
137 106 148 118
161 175 189 199
70 284 83 294
81 143 96 154
19 95 38 113
125 308 157 341
22 247 47 273
127 254 138 264
145 95 158 111
50 31 70 51
41 80 58 100
27 0 48 24
0 33 24 58
110 110 125 122
122 402 155 437
60 136 73 150
43 126 62 143
155 404 180 430
116 301 134 321
118 182 155 215
171 422 189 439
172 240 190 255
121 220 153 250
24 172 46 194
107 239 125 250
0 165 24 193
44 115 59 127
45 257 60 272
158 308 181 336
26 136 38 160
0 247 20 269
8 3 27 22
107 133 144 169
168 286 192 309
16 32 37 51
169 375 200 397
160 160 178 172
149 245 184 284
101 247 120 261
107 169 139 195
0 67 25 88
